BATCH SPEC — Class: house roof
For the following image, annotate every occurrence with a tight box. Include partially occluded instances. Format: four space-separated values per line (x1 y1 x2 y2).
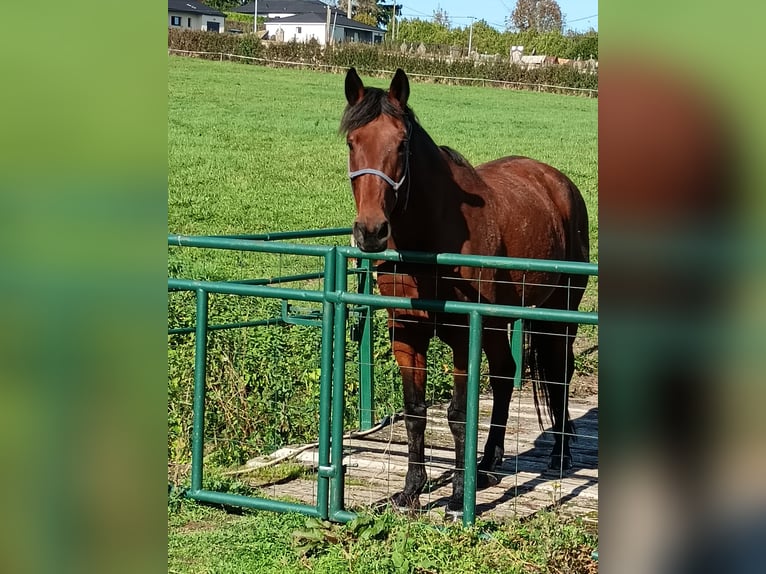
168 0 226 17
265 12 383 33
235 0 331 15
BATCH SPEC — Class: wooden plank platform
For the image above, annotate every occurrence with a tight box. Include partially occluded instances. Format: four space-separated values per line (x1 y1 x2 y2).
249 386 598 522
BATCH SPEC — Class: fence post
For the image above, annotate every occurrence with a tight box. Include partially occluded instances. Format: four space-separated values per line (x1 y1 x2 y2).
357 257 375 430
511 318 523 390
190 288 209 493
316 248 336 520
463 310 482 527
330 250 349 519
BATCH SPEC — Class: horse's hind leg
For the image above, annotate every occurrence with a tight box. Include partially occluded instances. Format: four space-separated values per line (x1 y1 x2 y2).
390 324 431 509
477 331 515 487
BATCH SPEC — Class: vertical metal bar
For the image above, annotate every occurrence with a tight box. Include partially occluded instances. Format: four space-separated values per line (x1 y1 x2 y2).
357 257 374 430
511 318 523 390
330 250 349 518
190 288 209 493
463 310 482 527
316 249 336 520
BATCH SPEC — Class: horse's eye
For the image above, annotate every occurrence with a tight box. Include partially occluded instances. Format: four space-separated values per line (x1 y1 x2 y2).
347 141 353 150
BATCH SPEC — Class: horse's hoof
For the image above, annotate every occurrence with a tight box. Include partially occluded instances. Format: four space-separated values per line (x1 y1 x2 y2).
547 454 572 473
445 498 463 521
390 491 421 511
477 471 501 489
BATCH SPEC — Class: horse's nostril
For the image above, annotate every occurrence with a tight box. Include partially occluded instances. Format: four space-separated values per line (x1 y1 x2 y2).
377 221 389 239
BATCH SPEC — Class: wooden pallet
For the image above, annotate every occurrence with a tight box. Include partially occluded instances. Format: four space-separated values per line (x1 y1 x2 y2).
249 387 598 522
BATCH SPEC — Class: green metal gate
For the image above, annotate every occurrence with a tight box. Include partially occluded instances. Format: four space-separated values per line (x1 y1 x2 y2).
168 229 598 526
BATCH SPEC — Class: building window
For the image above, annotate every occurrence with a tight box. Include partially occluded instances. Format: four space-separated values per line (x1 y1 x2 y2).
206 21 220 32
171 16 181 26
187 17 191 27
296 27 302 33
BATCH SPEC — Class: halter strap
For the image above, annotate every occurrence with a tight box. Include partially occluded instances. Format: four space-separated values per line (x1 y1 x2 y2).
348 166 406 190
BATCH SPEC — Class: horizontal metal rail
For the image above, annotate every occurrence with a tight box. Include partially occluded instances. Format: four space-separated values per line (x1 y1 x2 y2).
168 278 326 302
168 316 284 336
338 245 598 276
168 234 334 256
215 227 353 241
187 489 321 518
332 291 598 325
230 271 326 285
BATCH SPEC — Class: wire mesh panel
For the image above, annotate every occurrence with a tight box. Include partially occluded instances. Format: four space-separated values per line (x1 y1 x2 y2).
339 252 598 523
167 232 597 524
167 232 350 518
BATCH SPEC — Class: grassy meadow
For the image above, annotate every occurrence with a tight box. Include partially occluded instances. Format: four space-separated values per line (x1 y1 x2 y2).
168 56 598 572
168 56 598 258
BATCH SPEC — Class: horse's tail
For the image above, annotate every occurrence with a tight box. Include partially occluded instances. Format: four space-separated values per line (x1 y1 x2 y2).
527 328 551 431
526 325 574 437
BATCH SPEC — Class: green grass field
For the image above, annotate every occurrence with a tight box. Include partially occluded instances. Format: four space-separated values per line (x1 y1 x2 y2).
168 55 597 257
168 56 598 572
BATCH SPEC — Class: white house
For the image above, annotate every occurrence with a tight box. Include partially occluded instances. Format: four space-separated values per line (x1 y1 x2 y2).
168 0 226 33
235 0 384 45
265 12 383 45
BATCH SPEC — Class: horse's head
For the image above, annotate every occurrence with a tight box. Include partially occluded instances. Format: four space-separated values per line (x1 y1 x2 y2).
342 68 411 252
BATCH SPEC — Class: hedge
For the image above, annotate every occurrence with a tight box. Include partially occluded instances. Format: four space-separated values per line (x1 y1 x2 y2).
168 29 597 96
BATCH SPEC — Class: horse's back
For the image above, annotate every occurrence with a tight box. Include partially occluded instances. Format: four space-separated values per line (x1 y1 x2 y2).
476 156 589 265
381 154 589 317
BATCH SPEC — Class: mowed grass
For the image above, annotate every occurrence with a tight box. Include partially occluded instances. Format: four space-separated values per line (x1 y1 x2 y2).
168 55 597 258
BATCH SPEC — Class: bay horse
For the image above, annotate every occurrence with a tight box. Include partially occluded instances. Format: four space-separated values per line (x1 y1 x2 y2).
341 68 590 513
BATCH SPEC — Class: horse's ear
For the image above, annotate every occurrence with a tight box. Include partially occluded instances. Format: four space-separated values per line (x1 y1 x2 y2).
345 68 365 106
388 68 410 108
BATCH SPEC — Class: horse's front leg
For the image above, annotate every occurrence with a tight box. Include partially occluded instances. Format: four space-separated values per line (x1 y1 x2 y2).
447 347 468 513
390 326 430 510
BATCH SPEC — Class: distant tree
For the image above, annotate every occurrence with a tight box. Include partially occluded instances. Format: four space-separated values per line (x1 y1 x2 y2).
337 0 377 24
206 0 241 10
378 3 403 30
433 5 450 28
337 0 399 28
507 0 563 33
395 18 452 45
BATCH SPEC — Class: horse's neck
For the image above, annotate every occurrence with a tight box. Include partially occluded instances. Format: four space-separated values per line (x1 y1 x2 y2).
390 133 473 252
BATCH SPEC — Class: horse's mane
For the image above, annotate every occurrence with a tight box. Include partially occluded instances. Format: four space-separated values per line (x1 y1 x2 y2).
439 145 475 171
340 87 415 135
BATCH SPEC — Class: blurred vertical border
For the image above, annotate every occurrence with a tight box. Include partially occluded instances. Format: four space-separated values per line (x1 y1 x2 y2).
600 2 766 573
0 1 167 573
2 0 765 572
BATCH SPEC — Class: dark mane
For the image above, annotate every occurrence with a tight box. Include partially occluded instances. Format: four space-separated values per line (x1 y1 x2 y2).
439 145 475 171
340 87 415 134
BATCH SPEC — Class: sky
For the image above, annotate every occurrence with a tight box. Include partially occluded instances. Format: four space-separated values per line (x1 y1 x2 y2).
396 0 598 32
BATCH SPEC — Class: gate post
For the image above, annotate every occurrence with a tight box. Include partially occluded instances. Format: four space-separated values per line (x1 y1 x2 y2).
330 250 349 519
190 288 209 494
463 310 483 527
511 318 523 390
357 257 375 430
316 248 336 520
